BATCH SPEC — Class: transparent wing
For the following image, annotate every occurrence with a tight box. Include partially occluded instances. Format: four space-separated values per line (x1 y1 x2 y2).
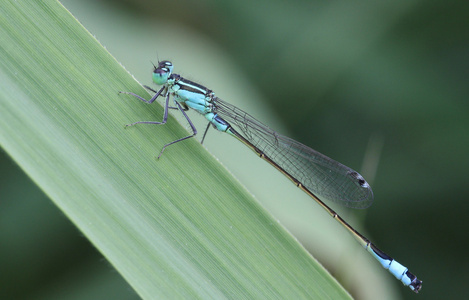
213 97 373 209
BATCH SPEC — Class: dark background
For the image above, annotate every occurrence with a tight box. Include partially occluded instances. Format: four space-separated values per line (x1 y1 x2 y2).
2 0 468 299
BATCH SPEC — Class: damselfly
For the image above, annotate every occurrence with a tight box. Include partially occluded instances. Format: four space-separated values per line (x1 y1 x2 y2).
119 60 422 293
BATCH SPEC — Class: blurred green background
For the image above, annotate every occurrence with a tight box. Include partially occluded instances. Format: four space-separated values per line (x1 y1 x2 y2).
1 0 468 299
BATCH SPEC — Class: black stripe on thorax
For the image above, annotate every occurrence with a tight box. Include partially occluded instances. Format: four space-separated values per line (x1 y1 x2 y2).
172 73 212 95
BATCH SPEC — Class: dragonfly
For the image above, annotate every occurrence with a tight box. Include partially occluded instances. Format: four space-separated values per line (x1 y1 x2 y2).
119 60 422 293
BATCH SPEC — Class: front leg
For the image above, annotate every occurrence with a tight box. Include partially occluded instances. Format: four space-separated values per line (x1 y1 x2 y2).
157 101 198 159
124 92 171 127
119 85 166 104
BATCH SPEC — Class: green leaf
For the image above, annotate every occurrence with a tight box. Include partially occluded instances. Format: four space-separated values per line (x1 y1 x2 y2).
0 2 350 299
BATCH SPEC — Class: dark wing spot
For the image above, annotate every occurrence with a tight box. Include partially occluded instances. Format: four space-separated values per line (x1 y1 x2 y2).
349 171 368 187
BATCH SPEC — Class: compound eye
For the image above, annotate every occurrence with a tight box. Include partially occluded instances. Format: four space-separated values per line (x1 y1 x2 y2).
158 60 173 74
152 60 174 85
153 67 170 85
